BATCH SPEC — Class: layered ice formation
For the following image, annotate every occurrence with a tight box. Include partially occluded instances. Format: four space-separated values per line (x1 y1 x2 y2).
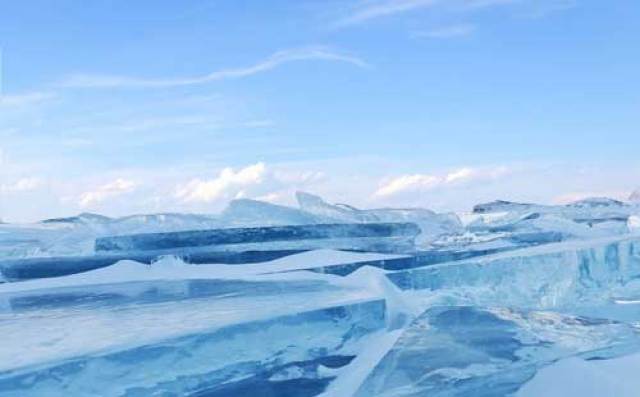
94 222 421 253
2 192 640 396
0 271 386 396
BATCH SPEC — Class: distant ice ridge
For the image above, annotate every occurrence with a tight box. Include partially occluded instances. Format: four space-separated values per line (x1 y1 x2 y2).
3 192 639 260
448 196 640 253
296 192 463 245
469 197 637 224
0 192 463 258
0 212 224 258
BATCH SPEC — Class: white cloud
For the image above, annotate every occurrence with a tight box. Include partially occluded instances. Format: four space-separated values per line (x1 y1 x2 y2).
0 177 43 193
445 167 476 183
78 178 137 207
375 166 509 197
175 162 266 203
59 46 368 89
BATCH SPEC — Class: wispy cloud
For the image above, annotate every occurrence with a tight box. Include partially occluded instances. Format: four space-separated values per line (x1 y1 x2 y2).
115 116 212 132
413 23 476 38
0 92 55 108
79 178 137 207
333 0 569 28
0 177 43 194
59 46 368 89
335 0 440 27
375 174 441 197
374 166 508 197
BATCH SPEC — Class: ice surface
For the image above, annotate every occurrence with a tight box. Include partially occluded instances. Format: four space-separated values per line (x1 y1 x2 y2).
516 353 640 397
1 221 419 281
0 299 385 396
4 193 640 396
0 250 401 295
0 261 386 396
0 248 311 281
389 236 640 313
354 306 640 397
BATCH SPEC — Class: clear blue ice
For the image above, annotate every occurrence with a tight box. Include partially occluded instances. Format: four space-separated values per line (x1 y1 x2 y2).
1 194 640 396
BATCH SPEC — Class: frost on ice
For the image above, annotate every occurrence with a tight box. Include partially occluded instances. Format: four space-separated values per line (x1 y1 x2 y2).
1 192 640 396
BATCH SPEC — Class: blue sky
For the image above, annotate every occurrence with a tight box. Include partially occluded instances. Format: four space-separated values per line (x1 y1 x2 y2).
0 0 639 221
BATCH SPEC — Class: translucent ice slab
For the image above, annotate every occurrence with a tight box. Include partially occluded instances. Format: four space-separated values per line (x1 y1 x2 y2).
0 265 386 396
94 223 421 253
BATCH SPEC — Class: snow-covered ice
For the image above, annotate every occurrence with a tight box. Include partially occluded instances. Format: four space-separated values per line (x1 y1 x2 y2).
517 353 640 397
